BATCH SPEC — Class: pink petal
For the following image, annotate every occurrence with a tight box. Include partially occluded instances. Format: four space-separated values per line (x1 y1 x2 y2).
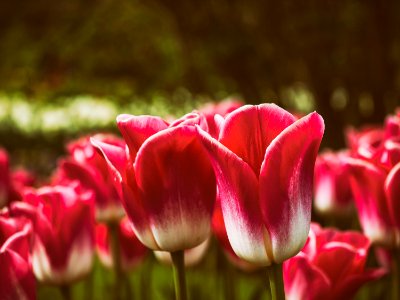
219 104 296 175
346 158 397 247
385 162 400 230
198 128 270 265
333 268 386 299
116 114 169 160
260 112 324 263
90 138 128 195
134 126 216 251
284 255 330 300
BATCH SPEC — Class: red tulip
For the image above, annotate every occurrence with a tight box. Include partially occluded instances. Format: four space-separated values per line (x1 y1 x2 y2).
0 148 35 208
314 150 353 215
12 184 95 285
346 157 400 248
53 134 125 221
284 223 385 300
96 217 147 271
0 211 35 300
91 112 216 252
197 104 324 265
0 148 11 207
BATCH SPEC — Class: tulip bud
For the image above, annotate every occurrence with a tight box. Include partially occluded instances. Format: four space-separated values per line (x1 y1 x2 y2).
53 134 125 222
92 113 216 252
198 104 324 265
314 151 353 215
12 185 95 285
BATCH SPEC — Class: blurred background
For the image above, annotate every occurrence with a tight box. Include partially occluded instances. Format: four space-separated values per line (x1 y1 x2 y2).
0 0 399 174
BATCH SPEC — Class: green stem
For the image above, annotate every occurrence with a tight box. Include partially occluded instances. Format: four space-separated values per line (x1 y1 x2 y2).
267 263 285 300
391 249 400 300
171 250 187 300
216 247 235 300
109 221 123 300
60 285 72 300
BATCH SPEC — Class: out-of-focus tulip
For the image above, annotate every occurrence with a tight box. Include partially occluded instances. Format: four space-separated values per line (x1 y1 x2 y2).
196 99 244 138
314 150 353 215
0 148 11 207
53 134 125 222
346 126 384 162
283 223 386 300
154 238 210 267
0 148 35 208
197 104 324 266
344 111 400 248
96 217 147 272
12 184 95 285
92 113 216 252
0 211 35 300
346 157 400 248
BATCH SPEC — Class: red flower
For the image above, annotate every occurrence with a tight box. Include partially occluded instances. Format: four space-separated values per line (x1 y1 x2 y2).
92 113 216 252
0 211 35 300
345 110 400 248
284 223 386 300
0 148 35 208
12 184 95 285
314 150 353 215
198 104 324 265
96 217 147 271
53 134 125 222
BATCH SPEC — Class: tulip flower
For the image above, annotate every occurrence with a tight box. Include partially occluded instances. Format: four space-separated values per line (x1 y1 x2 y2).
92 112 216 300
53 134 125 222
0 148 11 207
0 148 35 208
96 217 147 272
283 223 386 300
0 211 35 300
197 104 324 266
91 113 216 252
345 157 400 248
11 184 95 286
314 150 353 216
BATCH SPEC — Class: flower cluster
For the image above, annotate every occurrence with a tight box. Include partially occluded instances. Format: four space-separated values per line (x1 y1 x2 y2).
1 99 396 300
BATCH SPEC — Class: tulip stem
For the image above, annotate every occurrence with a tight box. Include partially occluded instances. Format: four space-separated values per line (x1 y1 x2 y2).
108 221 123 300
267 263 285 300
392 249 400 300
60 285 72 300
171 250 187 300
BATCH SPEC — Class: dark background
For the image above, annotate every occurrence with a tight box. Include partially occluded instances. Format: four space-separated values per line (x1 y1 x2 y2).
0 0 399 172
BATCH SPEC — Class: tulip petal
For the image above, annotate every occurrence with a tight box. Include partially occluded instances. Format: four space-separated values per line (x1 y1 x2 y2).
90 138 128 193
134 126 216 251
260 112 324 263
219 104 296 175
333 268 386 299
346 158 397 247
117 114 169 160
198 128 271 265
385 162 400 230
284 255 330 300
